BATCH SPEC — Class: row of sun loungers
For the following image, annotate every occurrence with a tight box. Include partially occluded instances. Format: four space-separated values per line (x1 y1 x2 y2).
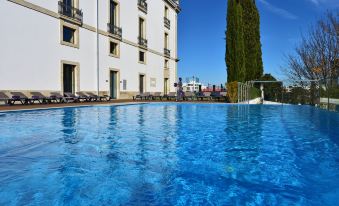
0 91 111 105
133 92 228 101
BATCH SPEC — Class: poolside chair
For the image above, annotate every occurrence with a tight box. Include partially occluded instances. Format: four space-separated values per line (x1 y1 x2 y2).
30 92 51 104
152 92 163 100
49 92 65 103
10 92 32 105
197 92 212 101
86 92 110 102
64 92 87 103
220 92 228 102
141 92 151 100
164 92 176 100
0 92 12 105
183 92 195 101
76 92 92 102
133 92 150 100
212 92 227 101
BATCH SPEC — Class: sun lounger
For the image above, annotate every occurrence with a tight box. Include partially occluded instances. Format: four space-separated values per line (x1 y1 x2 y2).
133 93 142 100
64 92 86 102
0 92 12 105
49 92 65 103
184 92 195 101
10 92 31 105
86 92 110 101
76 92 92 102
134 92 152 100
164 92 176 100
152 92 163 100
212 92 227 101
30 92 52 104
197 92 212 101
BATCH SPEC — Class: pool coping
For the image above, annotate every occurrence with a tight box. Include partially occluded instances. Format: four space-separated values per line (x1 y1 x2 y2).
0 102 149 113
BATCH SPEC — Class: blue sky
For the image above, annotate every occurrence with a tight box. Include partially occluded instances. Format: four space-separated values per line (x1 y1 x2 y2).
177 0 339 85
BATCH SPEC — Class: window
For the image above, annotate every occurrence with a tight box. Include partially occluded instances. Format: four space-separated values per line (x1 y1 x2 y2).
165 59 169 68
139 51 146 63
63 26 75 43
109 40 119 57
139 17 145 38
61 21 79 48
164 33 169 49
165 6 169 18
110 0 118 26
63 0 73 7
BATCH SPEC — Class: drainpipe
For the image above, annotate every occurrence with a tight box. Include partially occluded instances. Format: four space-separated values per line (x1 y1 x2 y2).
96 0 100 95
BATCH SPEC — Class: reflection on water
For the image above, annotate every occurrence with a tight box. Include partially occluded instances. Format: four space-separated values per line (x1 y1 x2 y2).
0 104 338 205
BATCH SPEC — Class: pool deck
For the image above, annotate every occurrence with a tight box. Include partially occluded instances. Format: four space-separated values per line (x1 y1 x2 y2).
0 100 228 112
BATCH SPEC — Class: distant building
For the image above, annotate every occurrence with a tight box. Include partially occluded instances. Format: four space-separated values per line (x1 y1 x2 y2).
182 77 206 92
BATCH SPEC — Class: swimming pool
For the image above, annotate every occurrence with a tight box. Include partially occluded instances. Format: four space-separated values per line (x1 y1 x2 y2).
0 104 338 205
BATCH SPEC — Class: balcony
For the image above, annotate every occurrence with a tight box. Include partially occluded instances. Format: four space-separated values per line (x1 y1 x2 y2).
107 23 122 40
138 36 148 48
138 0 147 14
164 48 171 57
58 1 83 23
164 17 171 29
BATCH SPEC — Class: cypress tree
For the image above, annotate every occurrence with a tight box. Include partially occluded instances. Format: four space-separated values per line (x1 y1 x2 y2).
226 0 263 82
226 0 236 82
254 1 264 79
235 2 246 82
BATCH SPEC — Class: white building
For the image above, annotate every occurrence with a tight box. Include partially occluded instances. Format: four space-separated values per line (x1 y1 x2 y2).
182 77 206 92
0 0 180 99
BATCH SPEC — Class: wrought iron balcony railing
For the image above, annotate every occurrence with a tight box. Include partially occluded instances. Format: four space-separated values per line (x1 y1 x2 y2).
164 48 171 57
58 1 83 23
164 17 171 29
138 0 147 13
107 23 122 40
138 37 148 48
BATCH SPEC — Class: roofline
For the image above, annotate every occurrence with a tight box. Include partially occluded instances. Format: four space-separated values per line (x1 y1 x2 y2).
164 0 181 13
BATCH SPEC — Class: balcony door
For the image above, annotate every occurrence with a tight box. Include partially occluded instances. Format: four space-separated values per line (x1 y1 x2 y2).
62 0 74 16
139 18 145 38
110 0 118 26
63 0 73 6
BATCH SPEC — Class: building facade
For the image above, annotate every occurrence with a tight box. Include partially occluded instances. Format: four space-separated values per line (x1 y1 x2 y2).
0 0 180 99
182 77 206 93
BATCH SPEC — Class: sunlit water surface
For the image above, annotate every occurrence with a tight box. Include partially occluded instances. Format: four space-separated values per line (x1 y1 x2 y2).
0 104 338 205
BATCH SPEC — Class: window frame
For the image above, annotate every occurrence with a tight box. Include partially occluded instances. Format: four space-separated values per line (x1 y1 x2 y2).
60 20 79 48
138 50 147 64
109 39 120 58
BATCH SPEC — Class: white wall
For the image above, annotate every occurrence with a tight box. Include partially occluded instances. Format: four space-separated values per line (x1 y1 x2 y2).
0 0 179 96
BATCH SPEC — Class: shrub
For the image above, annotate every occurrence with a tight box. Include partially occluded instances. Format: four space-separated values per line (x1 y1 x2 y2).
227 81 238 103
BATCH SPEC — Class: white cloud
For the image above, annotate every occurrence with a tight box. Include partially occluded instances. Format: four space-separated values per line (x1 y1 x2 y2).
258 0 298 20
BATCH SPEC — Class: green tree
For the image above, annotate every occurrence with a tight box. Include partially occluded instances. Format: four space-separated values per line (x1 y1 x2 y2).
255 74 282 101
226 0 237 82
226 0 264 82
234 2 246 82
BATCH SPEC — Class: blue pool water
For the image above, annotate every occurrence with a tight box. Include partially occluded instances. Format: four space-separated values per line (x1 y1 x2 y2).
0 104 338 206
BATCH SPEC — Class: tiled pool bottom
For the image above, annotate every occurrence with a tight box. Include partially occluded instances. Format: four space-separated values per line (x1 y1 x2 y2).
0 104 338 205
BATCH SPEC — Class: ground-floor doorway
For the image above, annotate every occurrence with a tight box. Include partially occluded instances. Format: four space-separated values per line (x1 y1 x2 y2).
110 70 118 99
63 64 75 94
139 74 145 93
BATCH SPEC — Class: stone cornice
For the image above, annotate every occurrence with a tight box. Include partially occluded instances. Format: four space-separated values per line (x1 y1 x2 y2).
164 0 181 13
